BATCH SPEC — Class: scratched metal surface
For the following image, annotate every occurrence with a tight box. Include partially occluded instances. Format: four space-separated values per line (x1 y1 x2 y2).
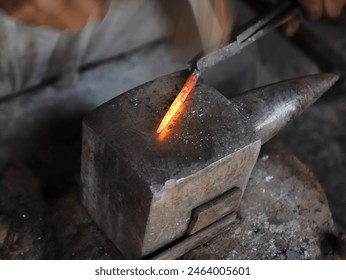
83 70 257 186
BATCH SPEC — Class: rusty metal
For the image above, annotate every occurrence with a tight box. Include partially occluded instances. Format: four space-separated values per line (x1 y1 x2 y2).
81 71 338 259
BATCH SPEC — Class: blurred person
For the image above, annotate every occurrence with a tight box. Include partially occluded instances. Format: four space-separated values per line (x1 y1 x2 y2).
0 0 344 95
0 0 233 95
0 0 109 33
0 0 344 35
284 0 346 36
0 0 344 39
297 0 345 20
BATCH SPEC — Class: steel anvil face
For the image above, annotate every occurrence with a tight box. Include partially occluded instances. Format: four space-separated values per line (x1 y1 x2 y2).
81 70 337 259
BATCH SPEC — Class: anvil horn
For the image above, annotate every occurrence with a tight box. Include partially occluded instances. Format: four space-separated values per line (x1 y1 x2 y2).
231 73 339 144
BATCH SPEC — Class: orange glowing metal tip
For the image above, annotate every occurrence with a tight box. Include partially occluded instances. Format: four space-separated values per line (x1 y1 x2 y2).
157 93 191 143
157 69 200 134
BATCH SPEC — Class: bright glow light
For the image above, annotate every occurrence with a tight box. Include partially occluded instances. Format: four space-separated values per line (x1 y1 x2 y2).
156 70 200 134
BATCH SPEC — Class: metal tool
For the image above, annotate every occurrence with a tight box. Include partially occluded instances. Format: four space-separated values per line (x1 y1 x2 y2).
196 0 300 72
157 1 301 133
81 72 338 259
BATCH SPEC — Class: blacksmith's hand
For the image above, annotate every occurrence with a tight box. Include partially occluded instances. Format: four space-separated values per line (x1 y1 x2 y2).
284 0 346 37
0 0 108 32
159 0 235 62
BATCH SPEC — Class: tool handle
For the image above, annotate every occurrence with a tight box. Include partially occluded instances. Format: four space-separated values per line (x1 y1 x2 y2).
239 2 300 49
195 1 300 73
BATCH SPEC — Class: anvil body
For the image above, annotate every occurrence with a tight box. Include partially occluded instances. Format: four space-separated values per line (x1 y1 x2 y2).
81 70 337 259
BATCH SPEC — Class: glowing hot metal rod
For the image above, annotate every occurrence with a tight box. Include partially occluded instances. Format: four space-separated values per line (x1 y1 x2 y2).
157 70 200 134
156 1 300 134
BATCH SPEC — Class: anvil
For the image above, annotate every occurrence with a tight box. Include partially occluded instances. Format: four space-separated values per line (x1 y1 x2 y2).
80 71 337 259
